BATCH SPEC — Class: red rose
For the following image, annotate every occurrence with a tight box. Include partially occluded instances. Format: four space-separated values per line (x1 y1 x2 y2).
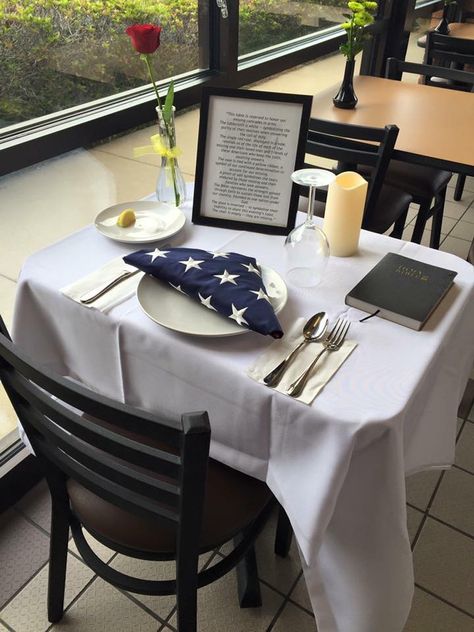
126 24 162 54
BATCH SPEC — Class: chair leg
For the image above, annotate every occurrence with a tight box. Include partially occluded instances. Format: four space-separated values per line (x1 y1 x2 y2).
234 535 262 608
454 174 466 202
429 187 447 250
176 566 198 632
390 207 409 240
410 200 431 244
274 504 293 558
47 497 70 623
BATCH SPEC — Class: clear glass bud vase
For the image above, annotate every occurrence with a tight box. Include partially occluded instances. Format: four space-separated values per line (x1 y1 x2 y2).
155 106 187 207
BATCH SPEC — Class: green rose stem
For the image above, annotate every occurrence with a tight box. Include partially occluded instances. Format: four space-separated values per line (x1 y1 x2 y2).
143 53 162 111
142 54 180 207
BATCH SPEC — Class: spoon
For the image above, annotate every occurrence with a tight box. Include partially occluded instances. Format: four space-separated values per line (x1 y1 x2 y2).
263 312 328 388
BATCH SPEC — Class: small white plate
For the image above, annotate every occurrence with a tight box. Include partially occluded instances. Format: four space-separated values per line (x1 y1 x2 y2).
137 265 287 337
94 201 185 244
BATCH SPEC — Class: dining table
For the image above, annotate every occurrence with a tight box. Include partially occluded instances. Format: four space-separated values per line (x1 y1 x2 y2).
12 187 474 632
311 75 474 176
417 22 474 47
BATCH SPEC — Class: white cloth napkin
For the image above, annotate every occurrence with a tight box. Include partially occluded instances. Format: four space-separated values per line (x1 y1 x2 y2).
61 257 142 312
247 318 357 405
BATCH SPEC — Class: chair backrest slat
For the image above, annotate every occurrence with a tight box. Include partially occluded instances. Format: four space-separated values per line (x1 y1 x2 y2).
385 57 474 90
38 437 180 524
425 32 474 66
8 368 181 478
0 321 211 531
0 330 183 446
11 393 181 507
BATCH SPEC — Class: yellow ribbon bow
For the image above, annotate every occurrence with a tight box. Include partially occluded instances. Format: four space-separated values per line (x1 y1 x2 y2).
134 134 182 159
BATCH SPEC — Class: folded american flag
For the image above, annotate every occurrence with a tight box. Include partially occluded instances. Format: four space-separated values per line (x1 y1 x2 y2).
124 247 283 338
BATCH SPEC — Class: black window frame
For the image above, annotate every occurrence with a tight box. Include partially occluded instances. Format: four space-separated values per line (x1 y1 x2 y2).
0 0 402 178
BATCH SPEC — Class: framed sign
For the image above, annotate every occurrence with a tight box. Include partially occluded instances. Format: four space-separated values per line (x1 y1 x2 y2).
192 87 313 235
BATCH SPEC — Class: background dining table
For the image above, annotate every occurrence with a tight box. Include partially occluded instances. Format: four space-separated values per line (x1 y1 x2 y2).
12 190 474 632
417 22 474 46
311 75 474 176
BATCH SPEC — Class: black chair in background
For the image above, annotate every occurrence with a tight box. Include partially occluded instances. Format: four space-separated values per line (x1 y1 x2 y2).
423 32 474 201
423 32 474 89
304 118 412 238
0 315 280 631
385 58 474 248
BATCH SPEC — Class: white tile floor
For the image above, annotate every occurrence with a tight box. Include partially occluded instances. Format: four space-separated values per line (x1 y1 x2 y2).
1 32 474 632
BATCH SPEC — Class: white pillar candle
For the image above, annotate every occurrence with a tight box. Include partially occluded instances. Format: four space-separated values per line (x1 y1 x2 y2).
323 171 368 257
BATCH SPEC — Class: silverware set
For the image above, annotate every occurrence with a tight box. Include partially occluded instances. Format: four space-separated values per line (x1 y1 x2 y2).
263 314 350 398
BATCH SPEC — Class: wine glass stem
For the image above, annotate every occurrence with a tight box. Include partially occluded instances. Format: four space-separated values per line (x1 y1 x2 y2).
307 185 316 223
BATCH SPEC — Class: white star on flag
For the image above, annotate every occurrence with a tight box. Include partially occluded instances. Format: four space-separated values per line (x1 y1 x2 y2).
214 270 240 285
211 251 229 259
179 257 204 273
198 293 217 311
146 248 169 262
241 262 261 276
250 288 271 302
229 304 248 326
170 283 187 295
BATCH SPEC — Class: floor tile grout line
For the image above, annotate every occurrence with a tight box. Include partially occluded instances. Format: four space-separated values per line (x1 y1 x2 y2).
115 547 221 629
265 571 304 632
13 505 51 539
45 574 100 632
0 273 17 284
456 418 467 442
424 470 445 514
415 583 474 620
116 588 171 627
0 556 50 613
410 470 445 550
452 463 473 476
425 513 474 541
0 617 16 632
285 595 315 618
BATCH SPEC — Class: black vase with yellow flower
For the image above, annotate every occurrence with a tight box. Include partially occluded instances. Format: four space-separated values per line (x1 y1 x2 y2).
333 1 378 110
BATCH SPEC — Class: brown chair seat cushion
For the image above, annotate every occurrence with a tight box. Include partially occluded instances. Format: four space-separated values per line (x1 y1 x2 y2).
360 162 451 199
384 161 452 199
67 457 272 555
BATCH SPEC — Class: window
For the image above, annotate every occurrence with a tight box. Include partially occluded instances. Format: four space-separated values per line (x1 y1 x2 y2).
0 0 207 128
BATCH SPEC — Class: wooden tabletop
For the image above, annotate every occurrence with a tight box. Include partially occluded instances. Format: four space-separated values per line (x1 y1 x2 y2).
417 23 474 46
448 22 474 39
311 75 474 175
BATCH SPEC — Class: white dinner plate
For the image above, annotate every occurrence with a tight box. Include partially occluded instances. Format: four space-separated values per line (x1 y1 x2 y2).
137 265 287 337
94 200 185 244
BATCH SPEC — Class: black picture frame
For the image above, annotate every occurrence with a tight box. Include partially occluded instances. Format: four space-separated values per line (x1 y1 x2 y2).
192 87 313 235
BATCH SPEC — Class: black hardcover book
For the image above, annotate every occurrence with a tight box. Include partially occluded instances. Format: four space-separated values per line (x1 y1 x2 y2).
345 253 457 330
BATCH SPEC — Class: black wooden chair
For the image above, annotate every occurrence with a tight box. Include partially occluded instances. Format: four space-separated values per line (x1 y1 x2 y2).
0 315 280 631
423 32 474 89
423 32 474 201
304 118 412 237
385 58 474 248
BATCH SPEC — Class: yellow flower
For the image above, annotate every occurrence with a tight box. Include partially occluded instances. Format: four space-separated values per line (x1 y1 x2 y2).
348 1 364 11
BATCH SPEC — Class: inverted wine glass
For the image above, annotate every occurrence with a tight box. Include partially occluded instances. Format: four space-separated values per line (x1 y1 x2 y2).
284 168 335 288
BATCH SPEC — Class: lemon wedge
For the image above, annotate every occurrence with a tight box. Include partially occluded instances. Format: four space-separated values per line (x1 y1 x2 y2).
116 208 136 228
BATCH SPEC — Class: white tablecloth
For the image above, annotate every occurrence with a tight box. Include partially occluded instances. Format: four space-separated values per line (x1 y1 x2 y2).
13 192 474 632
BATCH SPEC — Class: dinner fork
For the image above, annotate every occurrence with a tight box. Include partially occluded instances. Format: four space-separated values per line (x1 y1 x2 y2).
287 318 350 398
